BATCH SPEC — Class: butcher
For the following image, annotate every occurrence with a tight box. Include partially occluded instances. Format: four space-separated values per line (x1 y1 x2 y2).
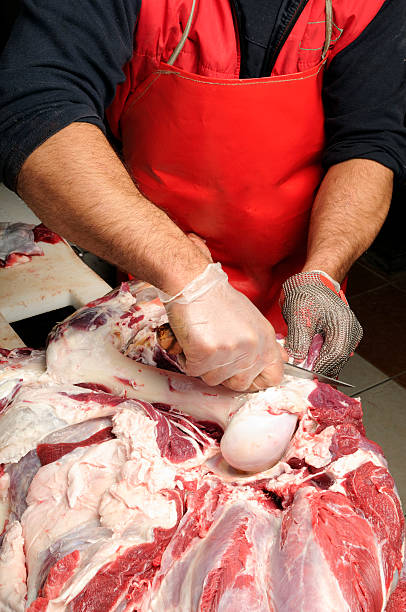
0 0 405 392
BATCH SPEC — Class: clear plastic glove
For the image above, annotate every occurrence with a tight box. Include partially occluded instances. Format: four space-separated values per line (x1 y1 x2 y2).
157 263 285 392
281 270 363 378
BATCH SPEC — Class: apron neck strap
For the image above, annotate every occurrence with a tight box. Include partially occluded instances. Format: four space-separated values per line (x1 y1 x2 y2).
167 0 197 65
322 0 333 59
168 0 333 67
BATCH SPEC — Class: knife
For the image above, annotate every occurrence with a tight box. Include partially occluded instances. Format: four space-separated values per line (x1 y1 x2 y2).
284 362 354 388
156 323 354 388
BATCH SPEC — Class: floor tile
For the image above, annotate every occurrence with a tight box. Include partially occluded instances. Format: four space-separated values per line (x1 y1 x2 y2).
392 371 406 390
340 353 388 396
346 261 387 298
390 270 406 293
359 380 406 508
349 285 406 377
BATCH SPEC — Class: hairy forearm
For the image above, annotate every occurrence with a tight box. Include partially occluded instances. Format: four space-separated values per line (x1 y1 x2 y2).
303 159 393 283
17 123 209 293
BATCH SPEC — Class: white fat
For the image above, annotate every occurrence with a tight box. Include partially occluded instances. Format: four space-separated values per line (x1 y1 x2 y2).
269 377 316 412
0 471 10 533
100 480 177 538
329 449 388 480
2 284 398 611
287 425 335 469
0 392 67 464
237 377 315 419
0 521 27 612
0 377 20 405
113 407 177 487
0 350 46 385
0 384 120 464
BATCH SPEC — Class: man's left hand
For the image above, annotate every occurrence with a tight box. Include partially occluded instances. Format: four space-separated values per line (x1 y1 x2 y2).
281 271 363 378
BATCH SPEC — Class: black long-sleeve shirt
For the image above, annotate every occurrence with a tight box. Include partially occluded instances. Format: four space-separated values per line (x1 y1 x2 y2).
0 0 405 191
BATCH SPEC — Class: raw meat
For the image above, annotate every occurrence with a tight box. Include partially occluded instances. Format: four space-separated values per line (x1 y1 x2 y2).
45 282 302 473
387 559 406 611
0 284 404 611
0 222 61 268
32 224 62 245
0 223 43 267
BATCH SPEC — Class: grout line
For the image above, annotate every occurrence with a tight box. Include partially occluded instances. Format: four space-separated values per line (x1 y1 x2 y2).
391 369 406 383
356 260 391 282
388 280 406 295
347 282 389 300
357 259 406 289
350 377 392 397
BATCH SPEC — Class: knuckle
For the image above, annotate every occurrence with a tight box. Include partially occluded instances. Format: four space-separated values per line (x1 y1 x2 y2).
201 371 223 387
198 338 218 355
185 362 205 377
260 365 284 387
242 338 258 356
223 375 252 392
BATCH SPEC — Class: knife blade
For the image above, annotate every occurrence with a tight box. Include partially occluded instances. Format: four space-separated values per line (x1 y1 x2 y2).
284 362 354 388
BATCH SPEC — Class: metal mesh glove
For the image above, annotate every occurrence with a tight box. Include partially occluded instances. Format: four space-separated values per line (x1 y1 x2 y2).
281 271 363 378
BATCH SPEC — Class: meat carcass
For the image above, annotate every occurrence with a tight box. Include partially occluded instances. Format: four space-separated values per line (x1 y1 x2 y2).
0 283 404 611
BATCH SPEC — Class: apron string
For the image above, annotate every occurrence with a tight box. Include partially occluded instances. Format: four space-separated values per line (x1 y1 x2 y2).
169 0 332 68
168 0 197 65
322 0 333 59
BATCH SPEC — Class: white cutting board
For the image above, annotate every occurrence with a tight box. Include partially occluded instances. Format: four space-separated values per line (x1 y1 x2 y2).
0 185 112 347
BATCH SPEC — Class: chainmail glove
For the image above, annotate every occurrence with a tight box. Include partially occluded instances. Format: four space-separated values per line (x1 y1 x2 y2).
281 271 363 378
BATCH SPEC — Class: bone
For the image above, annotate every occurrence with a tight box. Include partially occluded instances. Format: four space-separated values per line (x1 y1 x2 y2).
45 283 304 472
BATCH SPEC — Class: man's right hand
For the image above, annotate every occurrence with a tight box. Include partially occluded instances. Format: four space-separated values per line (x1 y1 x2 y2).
162 264 285 392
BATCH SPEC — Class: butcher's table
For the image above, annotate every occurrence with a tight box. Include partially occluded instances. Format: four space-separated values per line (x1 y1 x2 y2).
0 184 111 348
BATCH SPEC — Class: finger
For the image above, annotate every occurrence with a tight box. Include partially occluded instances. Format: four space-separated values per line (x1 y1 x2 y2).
245 359 285 391
185 347 250 379
217 362 265 392
201 355 262 389
313 312 363 377
282 298 318 362
222 345 285 392
243 337 286 390
285 324 315 363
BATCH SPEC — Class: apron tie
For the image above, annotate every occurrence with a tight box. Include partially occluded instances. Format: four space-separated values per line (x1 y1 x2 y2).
167 0 197 65
322 0 333 59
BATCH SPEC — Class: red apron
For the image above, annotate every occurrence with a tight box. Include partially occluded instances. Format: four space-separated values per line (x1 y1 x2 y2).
120 0 333 334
